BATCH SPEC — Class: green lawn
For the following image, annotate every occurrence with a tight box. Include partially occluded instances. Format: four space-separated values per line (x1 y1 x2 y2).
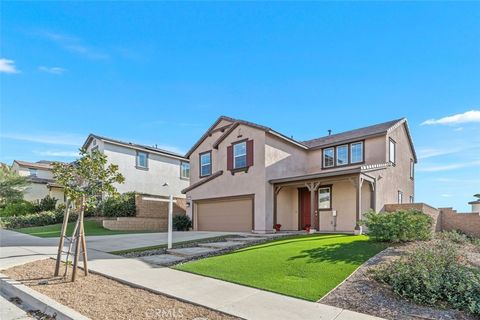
175 234 387 301
15 220 155 238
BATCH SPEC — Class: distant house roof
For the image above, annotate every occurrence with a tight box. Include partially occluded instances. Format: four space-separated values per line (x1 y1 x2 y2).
185 116 417 162
13 160 56 170
82 134 188 161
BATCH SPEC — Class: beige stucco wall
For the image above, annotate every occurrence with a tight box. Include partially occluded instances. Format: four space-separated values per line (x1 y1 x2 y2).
12 163 54 180
84 140 189 198
187 122 269 231
376 124 415 211
276 187 299 230
23 183 50 202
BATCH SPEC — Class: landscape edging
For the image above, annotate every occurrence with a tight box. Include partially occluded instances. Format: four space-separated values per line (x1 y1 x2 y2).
0 272 91 320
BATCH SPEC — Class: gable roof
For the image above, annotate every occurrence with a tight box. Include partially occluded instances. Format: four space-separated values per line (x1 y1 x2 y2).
82 134 188 161
185 116 417 162
184 116 308 158
13 160 55 170
302 118 404 148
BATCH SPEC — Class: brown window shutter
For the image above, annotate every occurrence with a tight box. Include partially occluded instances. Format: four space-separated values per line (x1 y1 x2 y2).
227 145 233 171
247 140 254 167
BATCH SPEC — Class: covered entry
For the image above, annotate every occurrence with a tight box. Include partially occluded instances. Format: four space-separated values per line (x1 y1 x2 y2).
194 195 253 232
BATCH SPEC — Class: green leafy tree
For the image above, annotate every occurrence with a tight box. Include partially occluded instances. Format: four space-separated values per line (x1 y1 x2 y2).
0 165 28 206
53 149 125 210
52 149 125 280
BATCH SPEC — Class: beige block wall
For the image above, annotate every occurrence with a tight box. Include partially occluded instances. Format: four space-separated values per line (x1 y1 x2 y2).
136 194 186 218
440 208 480 237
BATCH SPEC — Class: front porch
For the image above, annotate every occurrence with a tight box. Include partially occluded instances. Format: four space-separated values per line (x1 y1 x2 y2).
272 171 376 234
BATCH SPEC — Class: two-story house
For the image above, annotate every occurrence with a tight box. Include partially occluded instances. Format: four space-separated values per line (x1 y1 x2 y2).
82 134 190 198
11 160 65 205
182 116 416 234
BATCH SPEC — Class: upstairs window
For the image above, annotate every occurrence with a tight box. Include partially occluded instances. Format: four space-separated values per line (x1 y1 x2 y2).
233 141 247 169
180 161 190 179
350 142 363 163
410 195 414 203
323 148 334 168
29 168 37 176
410 159 414 180
336 145 348 166
200 151 212 177
136 151 148 169
389 138 396 164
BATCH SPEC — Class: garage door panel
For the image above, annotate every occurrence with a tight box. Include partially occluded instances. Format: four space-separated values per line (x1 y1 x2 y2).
196 197 253 232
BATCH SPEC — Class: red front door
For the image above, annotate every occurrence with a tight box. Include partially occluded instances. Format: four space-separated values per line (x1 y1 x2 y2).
299 188 311 230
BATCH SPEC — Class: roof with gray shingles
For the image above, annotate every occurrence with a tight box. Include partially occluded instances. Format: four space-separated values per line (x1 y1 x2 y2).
301 118 405 149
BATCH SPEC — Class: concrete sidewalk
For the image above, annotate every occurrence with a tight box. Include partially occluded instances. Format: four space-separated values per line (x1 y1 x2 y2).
1 229 383 320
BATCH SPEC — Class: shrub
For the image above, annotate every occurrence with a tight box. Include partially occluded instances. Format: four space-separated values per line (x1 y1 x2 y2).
173 214 192 231
436 230 471 244
373 241 480 315
0 209 77 229
32 195 58 213
0 200 35 217
362 209 433 242
102 192 136 217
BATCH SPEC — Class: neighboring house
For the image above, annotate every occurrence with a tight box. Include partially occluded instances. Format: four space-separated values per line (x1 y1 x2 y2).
11 160 65 205
183 116 416 234
82 134 190 198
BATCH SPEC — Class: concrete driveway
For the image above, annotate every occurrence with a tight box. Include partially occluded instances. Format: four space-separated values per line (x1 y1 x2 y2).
82 231 240 252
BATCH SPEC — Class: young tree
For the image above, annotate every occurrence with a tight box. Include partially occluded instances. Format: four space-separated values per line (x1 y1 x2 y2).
53 149 124 281
0 165 28 206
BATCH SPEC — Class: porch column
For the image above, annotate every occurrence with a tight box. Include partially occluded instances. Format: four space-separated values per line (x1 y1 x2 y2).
305 182 320 232
369 181 376 212
355 175 363 235
273 186 283 227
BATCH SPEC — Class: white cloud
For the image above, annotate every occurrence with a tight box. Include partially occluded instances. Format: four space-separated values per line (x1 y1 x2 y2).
441 194 453 198
417 160 480 172
0 133 84 146
417 144 480 159
34 150 79 157
38 66 67 75
0 58 19 73
36 30 108 60
422 110 480 125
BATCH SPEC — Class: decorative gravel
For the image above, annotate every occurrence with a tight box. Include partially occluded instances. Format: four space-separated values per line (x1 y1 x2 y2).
320 242 480 320
3 259 238 320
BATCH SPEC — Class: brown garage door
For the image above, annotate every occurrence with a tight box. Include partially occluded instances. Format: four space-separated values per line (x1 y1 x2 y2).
195 196 253 232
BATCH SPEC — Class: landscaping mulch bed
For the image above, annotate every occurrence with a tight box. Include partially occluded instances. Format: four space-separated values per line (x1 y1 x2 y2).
3 259 238 320
321 242 480 320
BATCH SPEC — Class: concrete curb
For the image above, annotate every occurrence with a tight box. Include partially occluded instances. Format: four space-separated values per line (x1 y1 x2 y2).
0 273 90 320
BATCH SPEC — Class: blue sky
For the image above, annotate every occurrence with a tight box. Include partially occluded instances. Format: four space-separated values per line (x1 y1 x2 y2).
1 2 479 211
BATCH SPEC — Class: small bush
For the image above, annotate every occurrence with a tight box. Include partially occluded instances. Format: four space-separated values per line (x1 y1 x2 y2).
32 195 58 213
362 209 433 242
173 214 192 231
0 200 35 217
373 241 480 315
102 192 136 217
436 230 471 244
0 210 77 229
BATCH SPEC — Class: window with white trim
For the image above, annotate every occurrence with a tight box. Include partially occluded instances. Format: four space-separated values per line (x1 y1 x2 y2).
389 138 396 164
336 145 348 166
318 187 332 209
233 141 247 169
180 162 190 179
398 190 403 204
350 142 363 163
136 151 148 169
410 159 414 180
200 152 212 177
29 168 37 177
410 195 414 203
323 148 334 168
